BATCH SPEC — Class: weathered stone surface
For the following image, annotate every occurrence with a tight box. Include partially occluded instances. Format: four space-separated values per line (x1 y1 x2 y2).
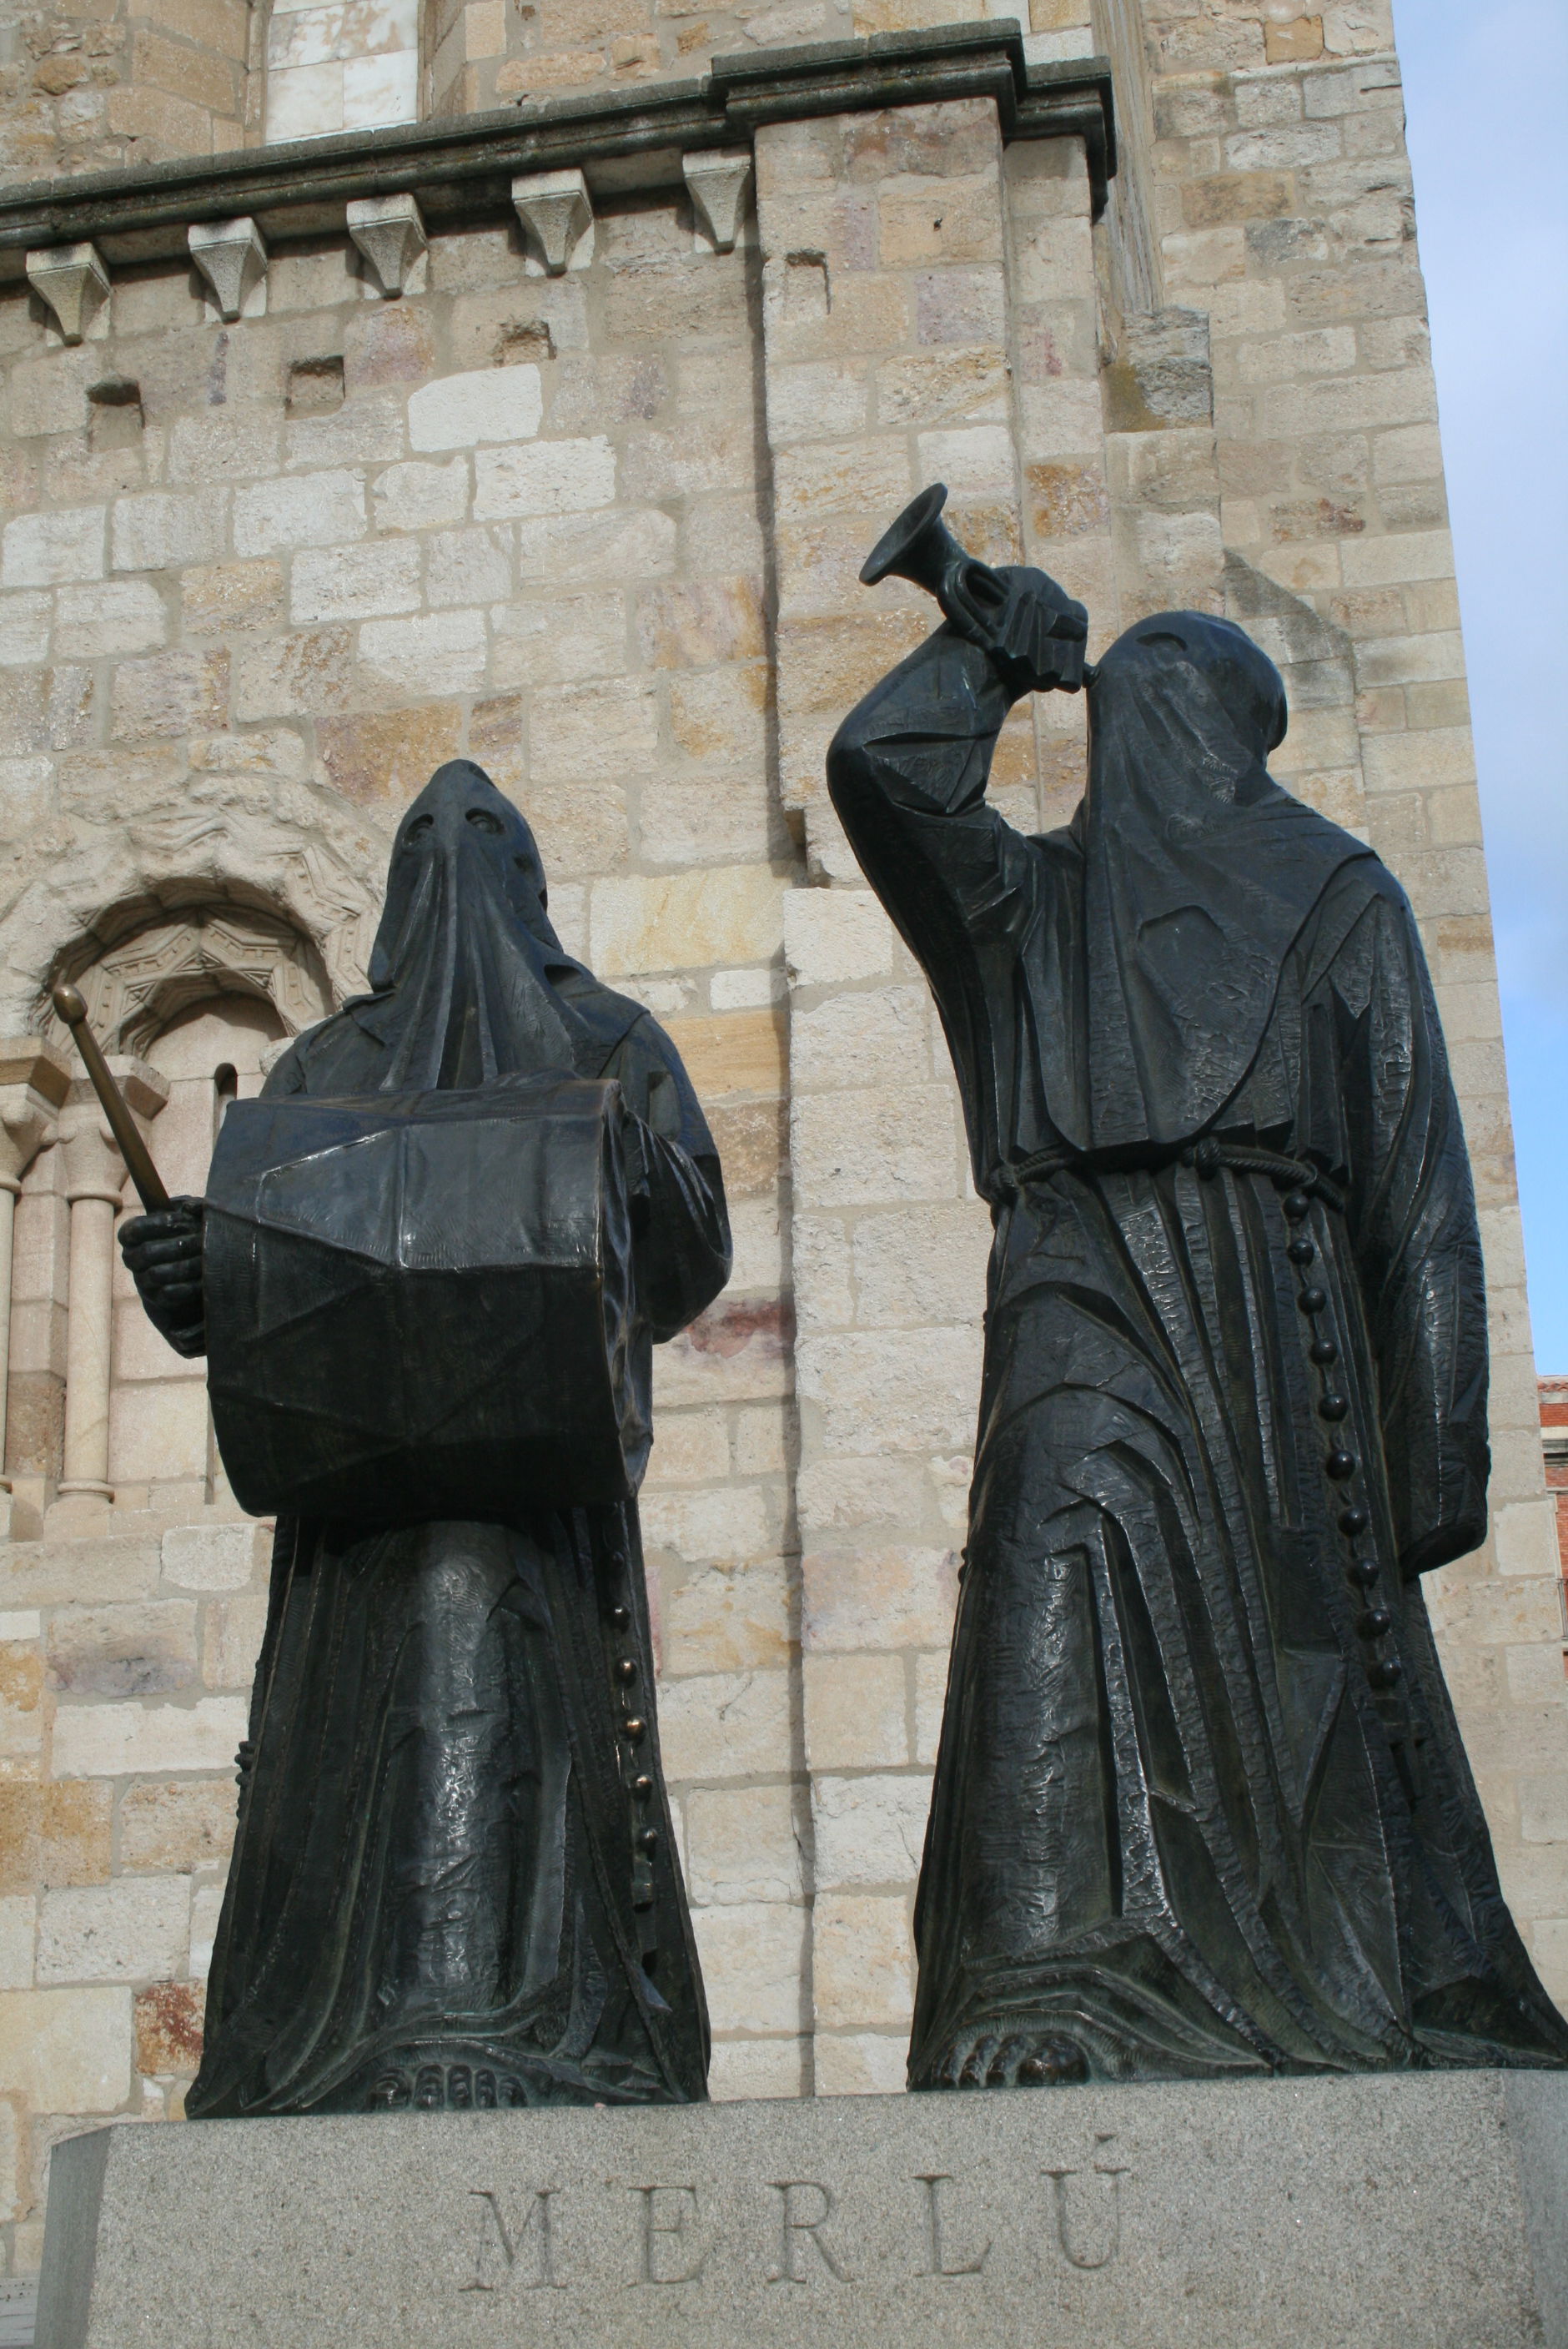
37 2075 1568 2348
315 704 465 803
0 1785 111 1898
0 1987 129 2115
407 365 542 452
37 1879 189 1988
0 4 1555 2293
50 1698 248 1781
159 1524 258 1595
116 1783 235 1875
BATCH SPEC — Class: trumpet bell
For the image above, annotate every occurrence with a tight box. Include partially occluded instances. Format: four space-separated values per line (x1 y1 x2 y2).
858 481 955 593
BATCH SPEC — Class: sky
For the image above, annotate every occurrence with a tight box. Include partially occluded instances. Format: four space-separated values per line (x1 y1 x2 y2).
1392 0 1568 1366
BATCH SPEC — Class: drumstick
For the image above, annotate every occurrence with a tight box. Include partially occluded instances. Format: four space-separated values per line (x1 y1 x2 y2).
50 983 170 1212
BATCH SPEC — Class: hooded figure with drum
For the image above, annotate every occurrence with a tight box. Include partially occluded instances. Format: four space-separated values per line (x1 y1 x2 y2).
118 760 730 2117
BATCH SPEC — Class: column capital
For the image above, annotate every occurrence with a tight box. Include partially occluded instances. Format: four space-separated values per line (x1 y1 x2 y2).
58 1062 168 1205
0 1051 68 1188
0 1037 70 1104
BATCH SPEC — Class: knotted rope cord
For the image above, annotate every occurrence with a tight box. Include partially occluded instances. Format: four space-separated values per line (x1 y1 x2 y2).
995 1137 1345 1215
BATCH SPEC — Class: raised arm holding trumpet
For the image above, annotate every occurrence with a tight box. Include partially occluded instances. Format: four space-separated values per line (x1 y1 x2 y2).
829 481 1568 2091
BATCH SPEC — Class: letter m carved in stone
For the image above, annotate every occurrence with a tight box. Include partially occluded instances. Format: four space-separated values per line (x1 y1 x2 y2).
461 2187 565 2293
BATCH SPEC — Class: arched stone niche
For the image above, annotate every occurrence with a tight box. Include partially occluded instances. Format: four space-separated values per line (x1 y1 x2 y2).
7 902 338 1502
44 904 334 1062
0 796 380 1047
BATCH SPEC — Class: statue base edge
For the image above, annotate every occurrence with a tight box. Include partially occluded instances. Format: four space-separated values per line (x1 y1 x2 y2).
36 2070 1568 2349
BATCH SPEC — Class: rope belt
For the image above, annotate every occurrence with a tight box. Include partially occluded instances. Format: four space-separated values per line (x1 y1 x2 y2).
995 1137 1345 1216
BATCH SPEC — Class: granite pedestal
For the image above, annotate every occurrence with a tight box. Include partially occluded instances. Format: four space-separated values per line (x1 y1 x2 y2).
35 2073 1568 2349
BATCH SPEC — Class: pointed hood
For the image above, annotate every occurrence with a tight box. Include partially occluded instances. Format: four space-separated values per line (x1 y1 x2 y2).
1038 613 1373 1152
352 761 629 1092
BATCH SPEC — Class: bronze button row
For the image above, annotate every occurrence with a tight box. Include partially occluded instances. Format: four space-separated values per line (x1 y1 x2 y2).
604 1560 657 1928
1283 1185 1403 1697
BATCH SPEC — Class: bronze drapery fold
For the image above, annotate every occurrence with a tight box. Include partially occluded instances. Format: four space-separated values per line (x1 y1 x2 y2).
174 764 730 2115
828 607 1568 2088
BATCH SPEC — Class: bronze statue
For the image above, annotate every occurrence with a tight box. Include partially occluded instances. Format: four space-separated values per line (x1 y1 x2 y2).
831 485 1568 2089
120 762 729 2115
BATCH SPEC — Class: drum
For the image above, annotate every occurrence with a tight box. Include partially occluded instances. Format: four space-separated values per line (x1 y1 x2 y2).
203 1074 648 1526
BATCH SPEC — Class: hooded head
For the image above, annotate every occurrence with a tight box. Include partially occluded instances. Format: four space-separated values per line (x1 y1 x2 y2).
360 760 608 1093
1042 612 1369 1152
1096 611 1289 774
372 760 557 984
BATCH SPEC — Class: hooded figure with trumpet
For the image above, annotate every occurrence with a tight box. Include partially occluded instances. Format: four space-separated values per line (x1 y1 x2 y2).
831 485 1568 2090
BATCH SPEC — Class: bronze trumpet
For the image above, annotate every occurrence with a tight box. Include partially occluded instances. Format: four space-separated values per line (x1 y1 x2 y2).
859 482 1092 692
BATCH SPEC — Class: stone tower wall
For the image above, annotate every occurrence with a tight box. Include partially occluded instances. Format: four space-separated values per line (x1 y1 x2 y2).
0 0 258 184
0 0 1563 2294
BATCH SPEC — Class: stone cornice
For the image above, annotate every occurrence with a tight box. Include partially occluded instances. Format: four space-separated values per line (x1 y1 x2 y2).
0 25 1113 282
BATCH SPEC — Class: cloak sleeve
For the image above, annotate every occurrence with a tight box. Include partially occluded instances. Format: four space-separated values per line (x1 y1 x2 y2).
826 626 1048 1181
609 1014 732 1346
1340 885 1490 1578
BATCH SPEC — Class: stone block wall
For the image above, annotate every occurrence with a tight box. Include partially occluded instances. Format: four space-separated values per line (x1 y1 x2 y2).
0 0 1565 2302
0 0 256 184
0 184 804 2264
425 0 1090 115
264 0 420 143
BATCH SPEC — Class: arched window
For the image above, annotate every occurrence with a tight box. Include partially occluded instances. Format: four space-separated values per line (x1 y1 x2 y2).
264 0 420 144
5 908 332 1506
108 993 291 1501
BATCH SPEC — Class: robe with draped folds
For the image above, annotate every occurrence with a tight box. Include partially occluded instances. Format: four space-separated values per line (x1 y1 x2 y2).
188 765 729 2115
828 616 1568 2085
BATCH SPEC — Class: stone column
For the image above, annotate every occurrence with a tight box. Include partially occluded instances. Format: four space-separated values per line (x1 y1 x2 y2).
57 1063 167 1501
1003 133 1124 826
0 1042 69 1483
756 101 1138 2091
756 95 1023 2094
756 96 1024 885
